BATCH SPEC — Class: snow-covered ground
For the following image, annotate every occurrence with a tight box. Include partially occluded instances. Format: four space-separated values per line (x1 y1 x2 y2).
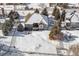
0 6 79 56
0 29 79 56
15 31 56 53
0 30 57 56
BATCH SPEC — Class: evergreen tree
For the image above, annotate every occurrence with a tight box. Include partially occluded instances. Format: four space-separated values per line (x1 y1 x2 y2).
61 10 66 21
34 9 39 13
52 6 60 20
8 10 19 19
41 8 48 16
2 23 9 36
49 21 61 40
52 6 57 16
2 19 14 36
14 11 19 19
55 8 60 20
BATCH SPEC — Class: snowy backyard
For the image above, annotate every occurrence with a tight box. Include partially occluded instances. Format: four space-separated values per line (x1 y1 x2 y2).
0 3 79 56
0 29 79 56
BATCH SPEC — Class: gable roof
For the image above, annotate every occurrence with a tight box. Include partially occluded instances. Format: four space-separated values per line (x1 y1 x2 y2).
66 12 79 22
71 13 79 22
26 13 48 25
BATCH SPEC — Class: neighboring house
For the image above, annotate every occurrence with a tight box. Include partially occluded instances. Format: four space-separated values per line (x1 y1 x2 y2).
25 13 49 30
27 4 42 10
68 3 79 8
65 12 79 29
66 12 79 23
15 5 26 10
39 3 50 8
27 3 50 9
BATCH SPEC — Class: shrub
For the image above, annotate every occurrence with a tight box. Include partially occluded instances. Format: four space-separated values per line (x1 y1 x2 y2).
17 23 24 32
2 24 8 36
2 19 14 36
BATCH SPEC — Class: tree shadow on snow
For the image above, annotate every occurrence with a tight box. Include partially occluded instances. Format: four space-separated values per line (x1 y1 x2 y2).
8 30 32 37
0 36 7 39
0 43 24 56
62 35 78 42
8 30 25 37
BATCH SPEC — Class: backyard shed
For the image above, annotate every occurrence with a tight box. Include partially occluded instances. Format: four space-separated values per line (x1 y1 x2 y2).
25 13 49 30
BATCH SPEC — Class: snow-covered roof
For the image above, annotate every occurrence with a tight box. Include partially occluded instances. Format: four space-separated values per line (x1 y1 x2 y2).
26 13 48 25
66 12 79 22
71 15 79 22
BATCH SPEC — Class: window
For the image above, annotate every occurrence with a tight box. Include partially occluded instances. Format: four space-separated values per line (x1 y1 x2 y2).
33 23 39 27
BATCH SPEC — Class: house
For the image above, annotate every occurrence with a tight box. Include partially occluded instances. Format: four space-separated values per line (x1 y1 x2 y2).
25 13 49 30
27 3 50 10
66 11 79 23
27 4 41 10
65 11 79 29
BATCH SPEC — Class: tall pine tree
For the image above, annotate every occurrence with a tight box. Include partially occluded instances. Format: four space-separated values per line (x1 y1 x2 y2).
52 6 60 20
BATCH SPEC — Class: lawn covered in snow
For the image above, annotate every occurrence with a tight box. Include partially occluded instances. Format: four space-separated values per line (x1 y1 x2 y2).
0 8 79 55
0 29 79 56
